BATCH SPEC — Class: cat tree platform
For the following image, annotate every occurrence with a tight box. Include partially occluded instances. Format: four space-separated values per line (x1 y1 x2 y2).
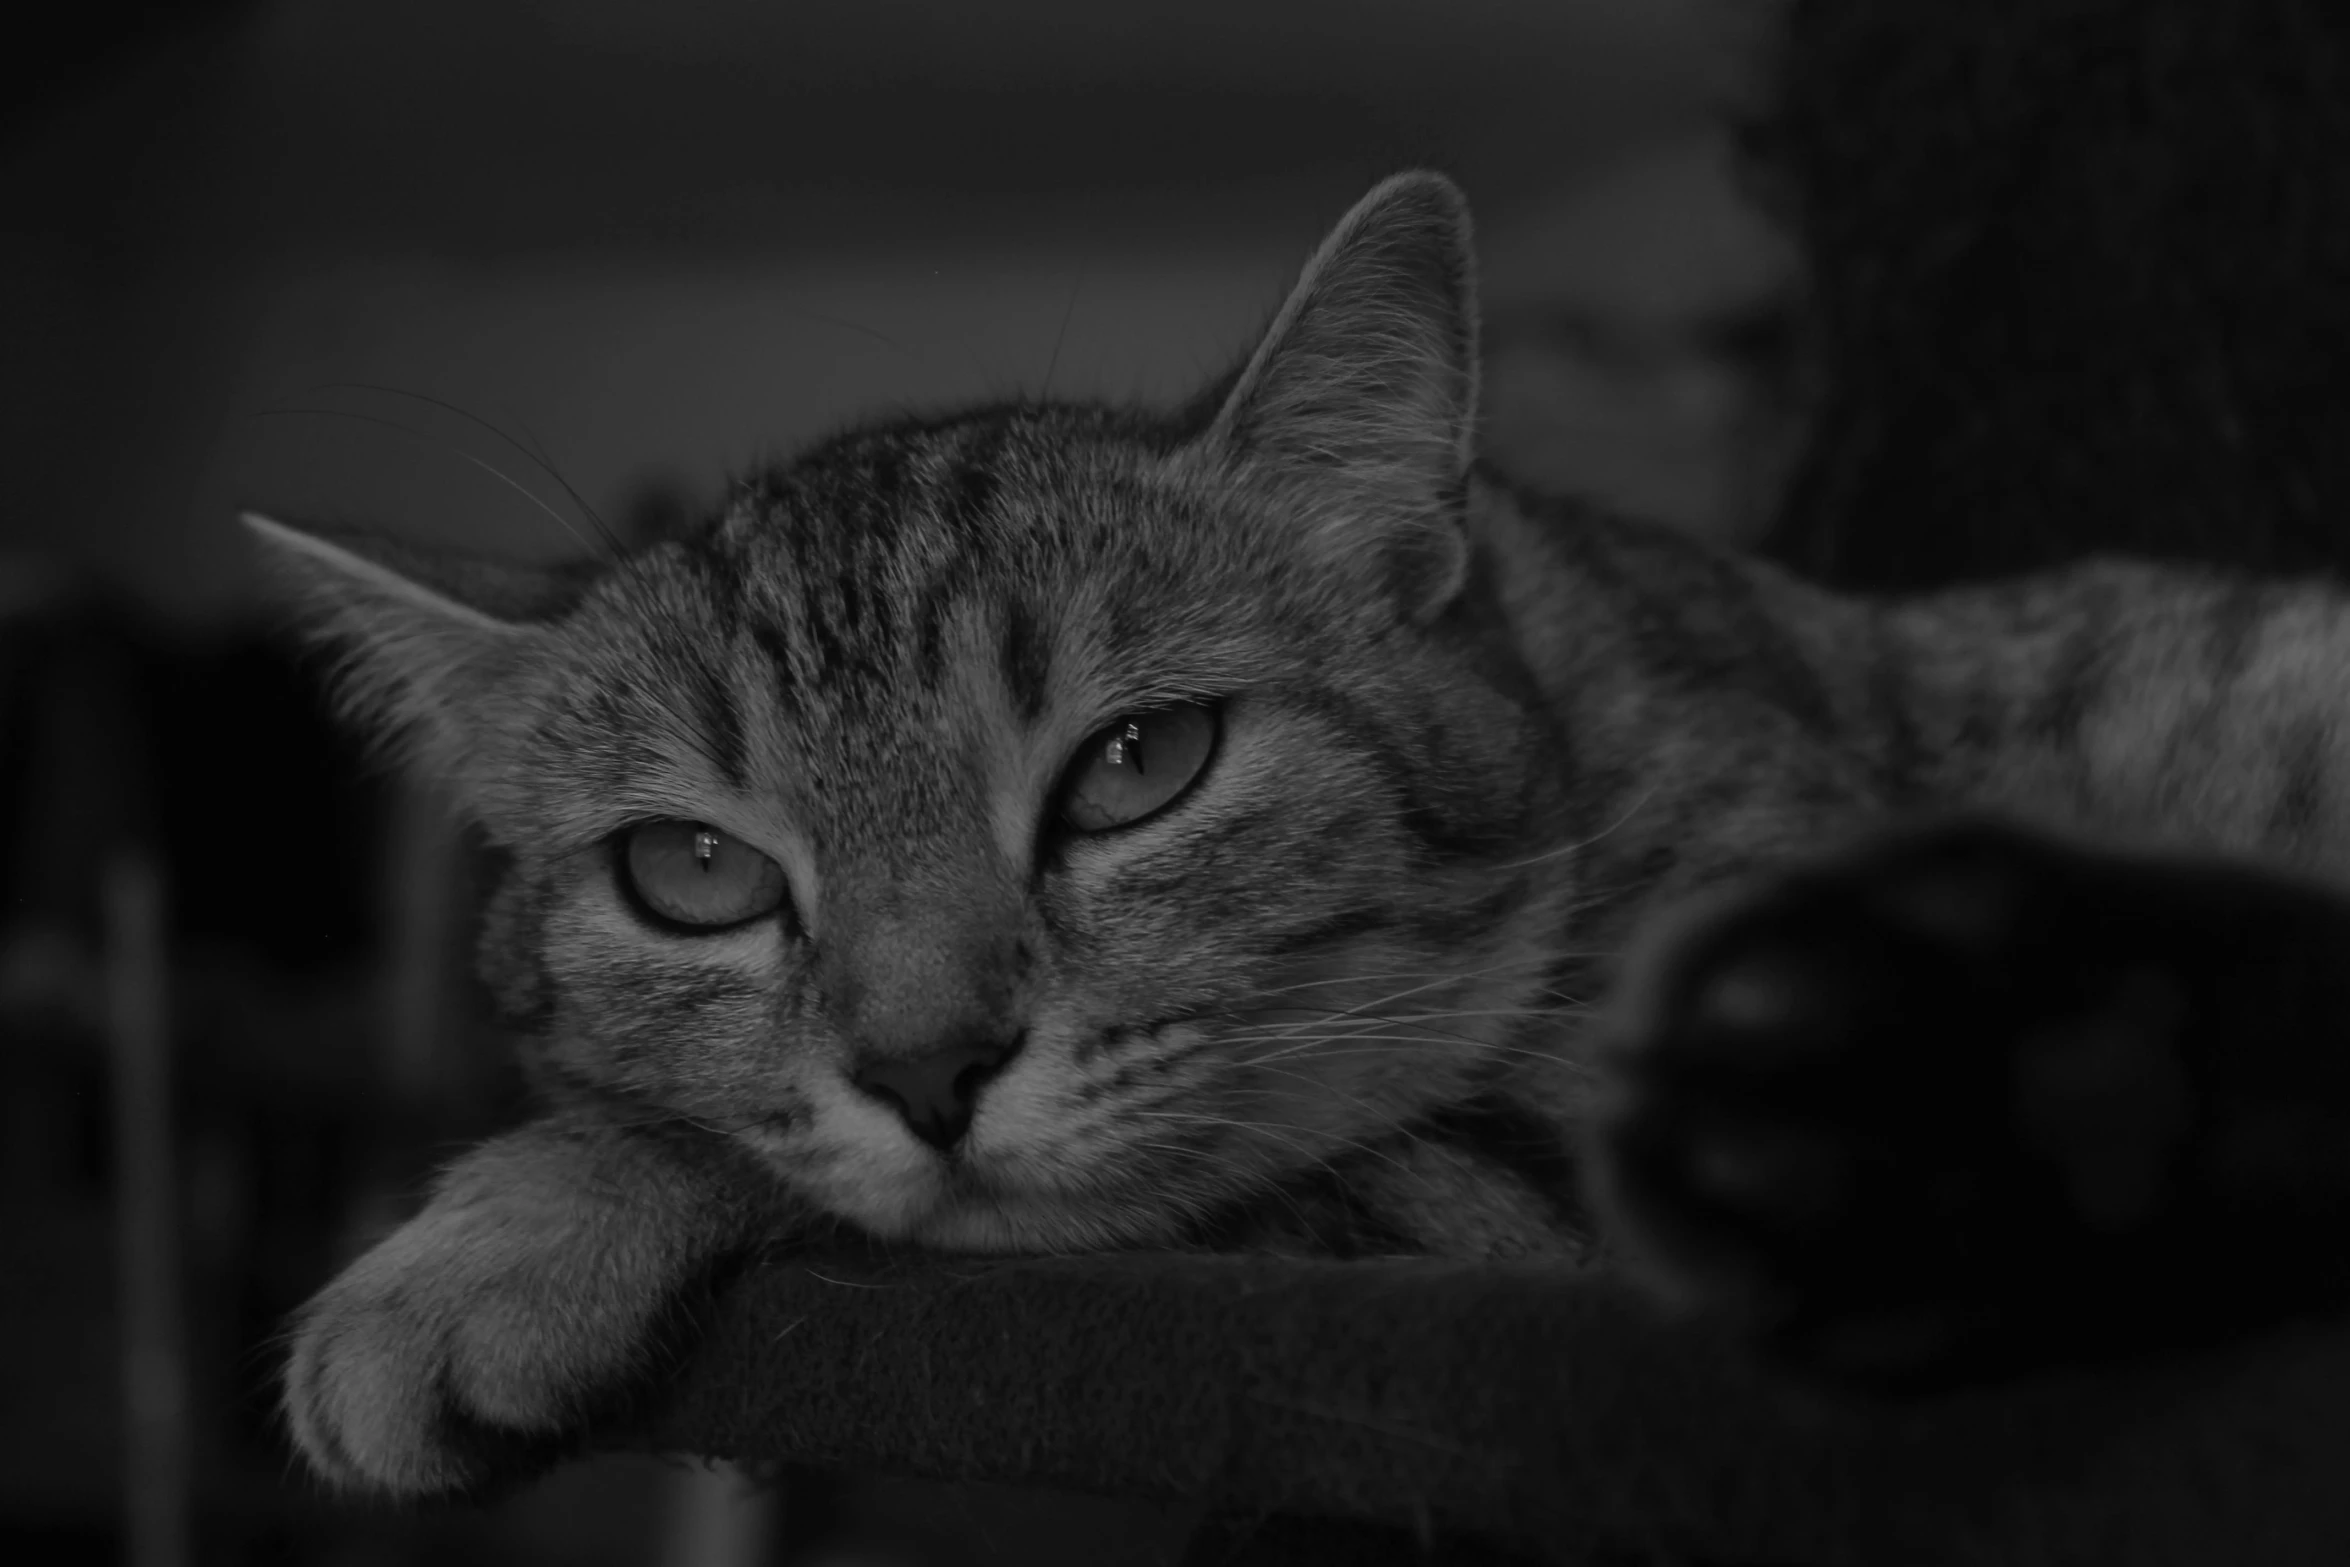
606 1250 2350 1565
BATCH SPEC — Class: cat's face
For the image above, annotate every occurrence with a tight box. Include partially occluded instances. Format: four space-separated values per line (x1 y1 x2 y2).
256 174 1571 1249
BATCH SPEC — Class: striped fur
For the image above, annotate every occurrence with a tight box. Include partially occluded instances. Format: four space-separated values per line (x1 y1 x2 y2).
263 172 2350 1494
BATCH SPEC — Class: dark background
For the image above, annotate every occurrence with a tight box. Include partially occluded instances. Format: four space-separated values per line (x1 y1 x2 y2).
0 2 1786 1564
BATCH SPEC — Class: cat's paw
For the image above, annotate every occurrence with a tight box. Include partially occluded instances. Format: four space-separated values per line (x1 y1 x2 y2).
1592 817 2349 1393
283 1198 671 1496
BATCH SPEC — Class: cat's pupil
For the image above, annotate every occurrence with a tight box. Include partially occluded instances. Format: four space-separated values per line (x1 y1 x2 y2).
1056 704 1218 834
620 819 790 930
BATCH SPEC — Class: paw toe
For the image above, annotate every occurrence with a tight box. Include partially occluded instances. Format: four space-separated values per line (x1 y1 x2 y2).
285 1317 484 1496
1677 1119 1856 1228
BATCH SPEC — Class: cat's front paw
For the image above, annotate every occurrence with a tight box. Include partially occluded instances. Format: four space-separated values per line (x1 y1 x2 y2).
284 1184 681 1495
1592 818 2315 1394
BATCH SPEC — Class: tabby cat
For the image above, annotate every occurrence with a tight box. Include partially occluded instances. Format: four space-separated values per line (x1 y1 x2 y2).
259 173 2350 1497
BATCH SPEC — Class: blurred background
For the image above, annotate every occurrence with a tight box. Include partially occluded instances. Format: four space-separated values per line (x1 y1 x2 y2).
0 1 1798 1562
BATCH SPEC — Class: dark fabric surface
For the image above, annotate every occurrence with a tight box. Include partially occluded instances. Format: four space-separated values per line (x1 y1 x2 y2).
613 1250 2350 1564
1755 0 2350 590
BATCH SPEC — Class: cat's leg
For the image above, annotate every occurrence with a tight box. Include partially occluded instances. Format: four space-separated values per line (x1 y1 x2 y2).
282 1113 766 1496
1593 817 2350 1393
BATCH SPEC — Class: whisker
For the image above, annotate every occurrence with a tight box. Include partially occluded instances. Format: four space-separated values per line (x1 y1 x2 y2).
1041 266 1085 398
1118 1107 1424 1179
786 304 919 358
1240 1038 1596 1075
1226 952 1569 1006
1219 998 1594 1033
248 405 612 560
1490 782 1663 874
1219 1004 1593 1058
1227 1004 1593 1034
1220 955 1614 1041
309 382 625 553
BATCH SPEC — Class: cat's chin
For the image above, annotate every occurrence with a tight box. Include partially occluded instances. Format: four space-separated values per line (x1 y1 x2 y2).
737 1122 1192 1253
823 1164 1186 1254
843 1175 1185 1254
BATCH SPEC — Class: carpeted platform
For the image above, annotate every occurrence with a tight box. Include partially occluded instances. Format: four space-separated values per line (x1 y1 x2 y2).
614 1249 2350 1564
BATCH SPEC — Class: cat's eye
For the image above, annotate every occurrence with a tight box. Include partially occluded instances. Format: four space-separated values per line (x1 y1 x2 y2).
1059 704 1218 832
621 820 788 930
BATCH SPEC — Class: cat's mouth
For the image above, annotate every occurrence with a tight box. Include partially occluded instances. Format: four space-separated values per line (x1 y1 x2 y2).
735 1059 1228 1252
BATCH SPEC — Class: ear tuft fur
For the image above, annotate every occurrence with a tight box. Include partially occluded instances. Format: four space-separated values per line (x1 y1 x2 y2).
1205 172 1480 618
242 513 550 797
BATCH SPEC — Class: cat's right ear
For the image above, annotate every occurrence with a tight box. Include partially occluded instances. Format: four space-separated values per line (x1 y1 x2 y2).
1200 171 1480 620
242 513 557 794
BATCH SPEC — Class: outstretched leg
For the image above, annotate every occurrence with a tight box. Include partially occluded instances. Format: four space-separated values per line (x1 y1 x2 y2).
283 1113 772 1495
1594 818 2350 1392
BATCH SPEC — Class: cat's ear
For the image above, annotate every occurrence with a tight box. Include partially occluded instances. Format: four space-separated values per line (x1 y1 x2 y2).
1204 171 1479 619
242 513 564 797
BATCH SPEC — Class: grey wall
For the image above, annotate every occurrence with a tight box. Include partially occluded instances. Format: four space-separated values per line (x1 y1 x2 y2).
0 0 1736 624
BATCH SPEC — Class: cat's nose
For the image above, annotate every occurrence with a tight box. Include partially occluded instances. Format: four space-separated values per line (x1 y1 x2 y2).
851 1034 1020 1150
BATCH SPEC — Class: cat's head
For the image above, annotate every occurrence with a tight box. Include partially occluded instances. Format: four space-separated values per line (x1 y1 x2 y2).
251 173 1572 1250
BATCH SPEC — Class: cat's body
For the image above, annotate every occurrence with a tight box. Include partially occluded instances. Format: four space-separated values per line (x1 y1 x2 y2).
261 174 2350 1497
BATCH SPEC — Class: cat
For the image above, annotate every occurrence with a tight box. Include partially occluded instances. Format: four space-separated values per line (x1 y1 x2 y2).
255 171 2350 1498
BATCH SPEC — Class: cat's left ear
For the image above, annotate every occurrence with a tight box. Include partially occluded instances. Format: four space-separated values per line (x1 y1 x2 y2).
1203 171 1479 620
241 512 568 816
